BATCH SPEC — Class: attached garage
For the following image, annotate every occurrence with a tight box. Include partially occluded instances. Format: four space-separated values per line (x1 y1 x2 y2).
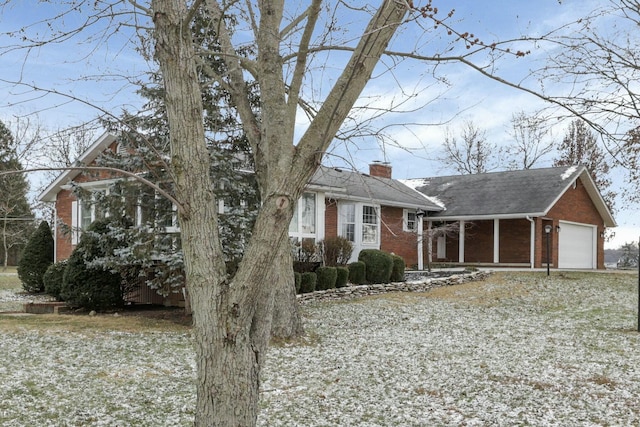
558 221 597 269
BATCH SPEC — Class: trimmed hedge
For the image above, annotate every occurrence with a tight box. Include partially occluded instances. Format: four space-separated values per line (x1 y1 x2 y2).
43 261 67 301
316 266 337 291
300 272 317 294
335 266 349 288
358 249 393 284
390 254 406 282
348 261 366 285
18 221 54 293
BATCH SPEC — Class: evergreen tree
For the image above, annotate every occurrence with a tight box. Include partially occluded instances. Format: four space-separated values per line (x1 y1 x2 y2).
17 221 54 293
553 119 616 213
86 13 260 295
61 218 124 310
0 120 34 269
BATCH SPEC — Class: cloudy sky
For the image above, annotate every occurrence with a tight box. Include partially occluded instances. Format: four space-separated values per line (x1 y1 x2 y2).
0 0 637 249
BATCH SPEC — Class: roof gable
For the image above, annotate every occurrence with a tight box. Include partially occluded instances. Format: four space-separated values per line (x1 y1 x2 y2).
39 132 117 202
404 165 615 227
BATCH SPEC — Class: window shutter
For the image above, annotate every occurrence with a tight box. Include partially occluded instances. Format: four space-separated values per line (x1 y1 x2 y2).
71 200 79 245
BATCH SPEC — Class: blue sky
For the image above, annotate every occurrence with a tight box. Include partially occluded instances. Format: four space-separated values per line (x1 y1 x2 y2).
0 0 637 249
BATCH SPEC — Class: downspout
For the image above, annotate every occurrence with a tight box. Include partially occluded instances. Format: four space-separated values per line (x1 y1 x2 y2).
417 214 424 271
51 204 58 263
526 216 535 269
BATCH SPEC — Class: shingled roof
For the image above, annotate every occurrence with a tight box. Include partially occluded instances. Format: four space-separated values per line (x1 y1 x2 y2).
403 165 616 227
309 166 443 211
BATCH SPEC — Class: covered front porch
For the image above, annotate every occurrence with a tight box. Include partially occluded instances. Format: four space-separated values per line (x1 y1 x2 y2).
422 217 558 270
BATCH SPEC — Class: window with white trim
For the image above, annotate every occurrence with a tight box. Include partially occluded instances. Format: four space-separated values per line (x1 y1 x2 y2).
338 202 380 247
403 209 417 232
71 188 107 244
137 188 177 231
289 192 317 240
362 205 378 244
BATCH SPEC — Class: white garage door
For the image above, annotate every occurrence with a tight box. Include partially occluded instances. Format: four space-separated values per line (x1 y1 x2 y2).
558 222 596 269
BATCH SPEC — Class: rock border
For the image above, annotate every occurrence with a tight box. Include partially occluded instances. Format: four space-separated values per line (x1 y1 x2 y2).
297 270 492 304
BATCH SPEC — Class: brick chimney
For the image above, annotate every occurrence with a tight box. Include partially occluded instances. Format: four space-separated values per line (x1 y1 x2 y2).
369 161 392 179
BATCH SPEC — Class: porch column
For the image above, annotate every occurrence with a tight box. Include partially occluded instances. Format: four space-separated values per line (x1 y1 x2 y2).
493 218 500 263
459 220 465 263
529 217 535 269
417 218 424 270
427 220 433 265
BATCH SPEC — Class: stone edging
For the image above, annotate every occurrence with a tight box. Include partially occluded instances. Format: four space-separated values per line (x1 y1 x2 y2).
296 270 492 304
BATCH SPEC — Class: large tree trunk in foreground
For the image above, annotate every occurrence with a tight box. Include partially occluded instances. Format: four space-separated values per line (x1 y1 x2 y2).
270 239 304 339
153 0 409 425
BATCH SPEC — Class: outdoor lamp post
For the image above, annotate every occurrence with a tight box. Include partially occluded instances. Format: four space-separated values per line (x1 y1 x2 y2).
544 224 552 276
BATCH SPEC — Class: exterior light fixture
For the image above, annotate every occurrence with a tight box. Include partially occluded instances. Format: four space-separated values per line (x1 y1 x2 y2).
544 224 552 276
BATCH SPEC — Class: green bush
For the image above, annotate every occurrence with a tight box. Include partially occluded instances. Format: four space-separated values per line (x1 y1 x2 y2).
335 266 349 288
300 272 317 293
390 255 406 282
358 249 393 284
316 266 337 290
43 261 68 301
322 236 353 266
294 272 302 293
348 261 366 285
18 221 54 293
61 219 124 311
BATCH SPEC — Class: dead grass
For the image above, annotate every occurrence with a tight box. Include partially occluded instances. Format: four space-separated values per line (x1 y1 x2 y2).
0 310 191 334
426 272 533 306
0 272 20 291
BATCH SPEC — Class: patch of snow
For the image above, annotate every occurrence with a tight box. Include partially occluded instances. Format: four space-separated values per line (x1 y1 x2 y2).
561 165 578 180
400 179 446 209
2 273 640 426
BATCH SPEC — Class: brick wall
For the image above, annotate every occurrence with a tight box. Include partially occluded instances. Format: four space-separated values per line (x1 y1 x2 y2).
547 177 606 269
379 206 419 268
54 189 76 261
463 220 494 263
499 219 532 263
324 199 338 238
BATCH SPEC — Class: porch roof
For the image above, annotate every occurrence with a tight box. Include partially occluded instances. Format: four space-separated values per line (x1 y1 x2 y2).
404 165 616 227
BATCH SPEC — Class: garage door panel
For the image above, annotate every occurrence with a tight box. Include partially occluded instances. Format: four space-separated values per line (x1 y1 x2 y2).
558 222 595 269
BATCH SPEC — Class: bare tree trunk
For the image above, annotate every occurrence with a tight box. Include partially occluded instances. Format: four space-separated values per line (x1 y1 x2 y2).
152 1 409 424
270 239 304 340
2 217 8 271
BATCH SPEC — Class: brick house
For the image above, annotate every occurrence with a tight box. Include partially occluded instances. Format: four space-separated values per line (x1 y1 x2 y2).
404 166 616 269
39 132 615 276
38 133 441 272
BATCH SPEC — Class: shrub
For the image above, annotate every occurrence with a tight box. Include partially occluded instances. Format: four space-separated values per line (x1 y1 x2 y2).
358 249 393 284
293 261 321 274
18 221 54 293
292 238 321 262
316 266 337 290
294 272 302 293
348 261 366 285
300 272 317 293
335 266 349 288
43 261 67 301
390 255 406 282
322 236 353 266
61 219 124 311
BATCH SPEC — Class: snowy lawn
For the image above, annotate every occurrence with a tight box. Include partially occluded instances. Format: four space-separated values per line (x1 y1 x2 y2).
1 271 640 426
